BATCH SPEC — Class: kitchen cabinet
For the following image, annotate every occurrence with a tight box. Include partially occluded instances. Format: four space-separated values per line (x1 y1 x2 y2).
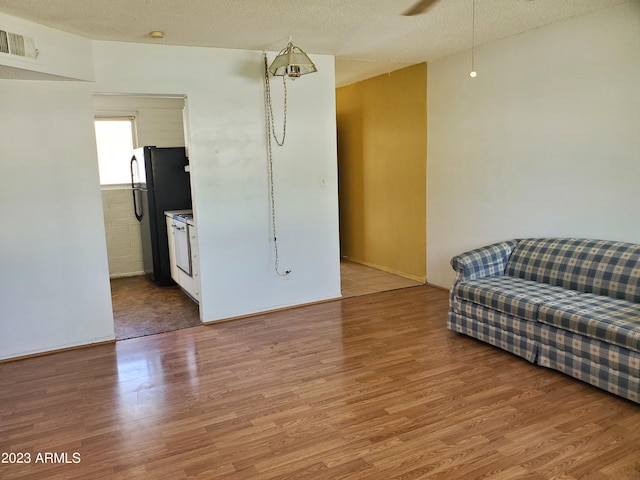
165 211 200 303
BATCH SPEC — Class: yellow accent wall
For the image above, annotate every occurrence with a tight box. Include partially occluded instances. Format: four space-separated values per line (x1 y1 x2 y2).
336 63 427 282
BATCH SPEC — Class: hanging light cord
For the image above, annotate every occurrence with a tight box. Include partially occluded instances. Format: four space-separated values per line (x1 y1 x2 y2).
264 56 288 146
471 0 476 74
263 53 290 276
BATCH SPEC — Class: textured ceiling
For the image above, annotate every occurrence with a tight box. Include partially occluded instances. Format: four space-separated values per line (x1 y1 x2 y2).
0 0 631 86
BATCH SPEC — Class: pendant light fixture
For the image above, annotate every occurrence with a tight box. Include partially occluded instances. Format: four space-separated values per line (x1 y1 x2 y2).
262 39 316 277
268 38 317 79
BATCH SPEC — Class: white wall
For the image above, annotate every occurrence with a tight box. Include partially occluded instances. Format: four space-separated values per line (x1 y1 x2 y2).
0 12 94 81
91 41 341 322
0 81 115 359
0 13 339 359
427 2 640 288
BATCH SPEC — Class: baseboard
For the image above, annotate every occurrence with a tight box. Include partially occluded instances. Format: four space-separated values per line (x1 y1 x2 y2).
202 295 343 325
425 282 450 292
0 339 116 364
109 271 145 279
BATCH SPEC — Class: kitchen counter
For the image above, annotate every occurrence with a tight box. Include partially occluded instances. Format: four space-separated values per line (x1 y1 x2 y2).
165 209 195 227
165 210 199 303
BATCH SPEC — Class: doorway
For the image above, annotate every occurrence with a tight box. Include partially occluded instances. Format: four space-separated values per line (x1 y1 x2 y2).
335 64 428 298
110 275 200 340
93 94 201 340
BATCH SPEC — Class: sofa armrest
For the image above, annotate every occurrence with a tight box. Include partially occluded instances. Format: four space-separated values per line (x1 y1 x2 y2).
451 240 518 282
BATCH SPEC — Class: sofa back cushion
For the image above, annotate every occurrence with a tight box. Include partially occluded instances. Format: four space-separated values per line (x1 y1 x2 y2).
505 238 640 302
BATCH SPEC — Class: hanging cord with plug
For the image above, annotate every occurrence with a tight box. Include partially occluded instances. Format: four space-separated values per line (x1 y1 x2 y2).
263 53 291 276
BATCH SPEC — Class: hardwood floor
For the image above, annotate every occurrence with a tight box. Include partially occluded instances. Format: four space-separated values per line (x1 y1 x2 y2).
111 262 420 342
1 286 639 479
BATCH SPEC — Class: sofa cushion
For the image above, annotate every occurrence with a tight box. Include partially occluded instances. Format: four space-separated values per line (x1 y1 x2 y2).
454 276 579 321
538 294 640 352
505 238 640 303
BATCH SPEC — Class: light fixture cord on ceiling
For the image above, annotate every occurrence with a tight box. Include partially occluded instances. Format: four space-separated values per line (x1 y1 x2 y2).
263 53 290 277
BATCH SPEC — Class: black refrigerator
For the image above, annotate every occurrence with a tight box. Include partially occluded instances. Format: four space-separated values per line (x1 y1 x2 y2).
130 146 192 286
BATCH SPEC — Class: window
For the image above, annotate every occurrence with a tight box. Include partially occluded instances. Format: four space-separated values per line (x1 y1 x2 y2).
94 118 135 185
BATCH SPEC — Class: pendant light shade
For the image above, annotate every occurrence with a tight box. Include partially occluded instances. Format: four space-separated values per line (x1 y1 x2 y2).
268 41 317 79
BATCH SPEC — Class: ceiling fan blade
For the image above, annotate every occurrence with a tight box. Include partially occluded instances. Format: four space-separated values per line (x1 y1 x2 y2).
402 0 439 16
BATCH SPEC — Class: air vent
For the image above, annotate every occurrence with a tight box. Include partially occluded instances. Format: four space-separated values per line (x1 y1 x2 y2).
0 29 39 59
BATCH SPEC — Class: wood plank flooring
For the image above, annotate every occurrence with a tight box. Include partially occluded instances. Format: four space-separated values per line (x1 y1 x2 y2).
111 262 421 341
1 286 639 479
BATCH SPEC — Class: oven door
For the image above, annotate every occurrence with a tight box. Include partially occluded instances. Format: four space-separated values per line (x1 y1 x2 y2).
173 219 192 277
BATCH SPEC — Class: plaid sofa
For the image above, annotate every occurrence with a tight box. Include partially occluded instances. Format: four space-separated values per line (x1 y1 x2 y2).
447 238 640 403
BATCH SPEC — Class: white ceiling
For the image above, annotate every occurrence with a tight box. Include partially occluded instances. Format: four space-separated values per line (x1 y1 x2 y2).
0 0 631 86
